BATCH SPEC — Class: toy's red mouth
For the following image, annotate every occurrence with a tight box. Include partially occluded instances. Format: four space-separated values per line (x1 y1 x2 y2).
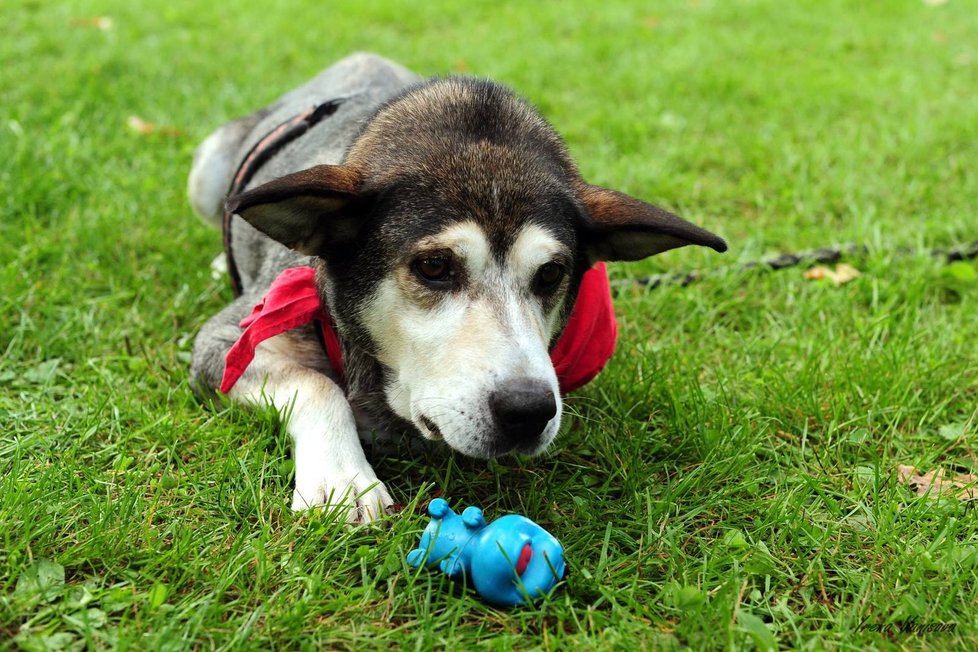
516 543 532 575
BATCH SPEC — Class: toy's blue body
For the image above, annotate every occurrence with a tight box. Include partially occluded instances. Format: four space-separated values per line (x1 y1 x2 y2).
407 498 566 607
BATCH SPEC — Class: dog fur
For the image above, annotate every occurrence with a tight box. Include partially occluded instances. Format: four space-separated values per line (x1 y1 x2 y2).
188 53 726 523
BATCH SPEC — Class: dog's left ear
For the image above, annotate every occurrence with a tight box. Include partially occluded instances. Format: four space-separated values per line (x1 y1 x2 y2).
225 164 365 256
578 184 727 262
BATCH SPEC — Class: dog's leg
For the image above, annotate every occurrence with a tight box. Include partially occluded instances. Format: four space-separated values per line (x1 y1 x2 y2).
192 302 393 523
230 346 394 522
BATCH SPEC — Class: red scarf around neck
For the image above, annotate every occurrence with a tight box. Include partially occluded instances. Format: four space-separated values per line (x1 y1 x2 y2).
221 263 617 395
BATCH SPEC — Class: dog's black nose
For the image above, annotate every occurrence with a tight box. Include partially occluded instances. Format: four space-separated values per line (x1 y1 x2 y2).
490 378 557 444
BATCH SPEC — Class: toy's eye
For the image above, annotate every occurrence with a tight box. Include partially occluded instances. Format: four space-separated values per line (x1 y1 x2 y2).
413 256 453 287
534 262 564 294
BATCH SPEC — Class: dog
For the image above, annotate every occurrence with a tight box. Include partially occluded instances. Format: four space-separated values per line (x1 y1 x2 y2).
188 53 726 523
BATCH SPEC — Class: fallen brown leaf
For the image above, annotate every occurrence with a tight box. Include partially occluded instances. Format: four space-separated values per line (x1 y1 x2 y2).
803 266 829 281
127 116 155 134
126 116 184 137
804 263 861 285
71 16 113 30
897 464 977 501
832 263 861 284
643 16 661 29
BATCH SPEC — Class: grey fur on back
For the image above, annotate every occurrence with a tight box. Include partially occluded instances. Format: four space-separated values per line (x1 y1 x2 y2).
187 54 420 398
189 53 420 295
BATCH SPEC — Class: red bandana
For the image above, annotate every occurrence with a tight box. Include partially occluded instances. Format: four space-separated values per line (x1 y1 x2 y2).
221 263 617 395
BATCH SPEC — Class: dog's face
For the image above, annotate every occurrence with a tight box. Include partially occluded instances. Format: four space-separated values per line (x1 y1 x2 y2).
359 215 574 458
228 78 726 458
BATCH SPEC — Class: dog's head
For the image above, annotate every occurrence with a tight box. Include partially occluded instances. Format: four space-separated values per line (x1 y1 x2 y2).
227 78 726 458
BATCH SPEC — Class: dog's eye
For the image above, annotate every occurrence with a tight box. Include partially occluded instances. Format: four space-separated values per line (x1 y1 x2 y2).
413 257 452 285
534 262 565 294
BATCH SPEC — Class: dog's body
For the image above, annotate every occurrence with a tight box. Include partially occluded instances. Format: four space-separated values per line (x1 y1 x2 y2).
188 53 726 522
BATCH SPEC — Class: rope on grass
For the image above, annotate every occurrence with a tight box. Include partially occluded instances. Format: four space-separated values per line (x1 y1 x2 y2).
616 239 978 291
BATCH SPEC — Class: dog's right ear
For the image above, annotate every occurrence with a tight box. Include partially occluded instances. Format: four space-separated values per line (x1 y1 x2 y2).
225 164 364 256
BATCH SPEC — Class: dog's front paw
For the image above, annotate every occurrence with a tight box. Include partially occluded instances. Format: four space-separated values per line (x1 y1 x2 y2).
291 469 395 524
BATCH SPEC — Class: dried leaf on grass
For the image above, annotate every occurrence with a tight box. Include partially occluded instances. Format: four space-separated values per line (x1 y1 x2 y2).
126 116 183 137
804 263 861 285
70 16 113 30
897 464 977 501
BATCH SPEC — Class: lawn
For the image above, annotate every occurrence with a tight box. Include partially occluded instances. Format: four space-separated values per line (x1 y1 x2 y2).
2 0 977 649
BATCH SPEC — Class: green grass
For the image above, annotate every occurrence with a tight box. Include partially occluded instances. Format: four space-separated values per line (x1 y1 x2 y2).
2 0 977 649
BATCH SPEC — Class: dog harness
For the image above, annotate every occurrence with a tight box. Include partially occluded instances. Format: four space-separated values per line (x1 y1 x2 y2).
222 99 344 296
220 104 618 395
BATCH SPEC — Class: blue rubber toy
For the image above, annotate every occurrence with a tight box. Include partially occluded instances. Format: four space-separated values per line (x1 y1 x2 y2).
407 498 566 607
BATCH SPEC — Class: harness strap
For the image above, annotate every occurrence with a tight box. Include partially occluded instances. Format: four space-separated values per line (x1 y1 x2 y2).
222 99 344 296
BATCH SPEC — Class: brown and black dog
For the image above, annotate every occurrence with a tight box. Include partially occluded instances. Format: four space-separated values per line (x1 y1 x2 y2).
188 53 726 522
